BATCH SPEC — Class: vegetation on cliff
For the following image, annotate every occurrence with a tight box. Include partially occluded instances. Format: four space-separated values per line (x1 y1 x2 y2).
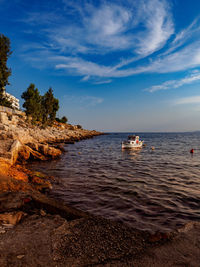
56 116 68 124
21 84 42 122
0 34 12 108
21 84 59 125
0 34 67 126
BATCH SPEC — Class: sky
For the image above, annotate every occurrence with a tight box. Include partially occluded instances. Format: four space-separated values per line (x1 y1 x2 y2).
1 0 200 132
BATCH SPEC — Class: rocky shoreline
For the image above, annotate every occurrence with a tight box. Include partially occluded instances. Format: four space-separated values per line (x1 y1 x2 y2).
0 112 200 266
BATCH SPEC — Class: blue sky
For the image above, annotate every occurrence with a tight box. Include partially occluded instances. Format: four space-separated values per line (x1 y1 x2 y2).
1 0 200 131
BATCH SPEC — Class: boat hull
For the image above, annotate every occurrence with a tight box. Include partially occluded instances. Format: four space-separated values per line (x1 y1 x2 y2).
122 142 143 149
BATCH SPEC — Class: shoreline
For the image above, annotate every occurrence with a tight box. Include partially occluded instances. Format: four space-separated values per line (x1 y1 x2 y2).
0 114 200 266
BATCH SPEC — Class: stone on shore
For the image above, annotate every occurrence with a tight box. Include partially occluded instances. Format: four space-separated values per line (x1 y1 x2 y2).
0 111 101 165
0 201 199 267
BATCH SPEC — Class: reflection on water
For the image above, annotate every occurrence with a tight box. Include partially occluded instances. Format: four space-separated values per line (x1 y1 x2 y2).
28 132 200 232
122 148 142 161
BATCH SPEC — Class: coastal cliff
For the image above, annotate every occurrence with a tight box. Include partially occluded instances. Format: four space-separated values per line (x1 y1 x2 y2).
0 109 101 165
0 112 200 266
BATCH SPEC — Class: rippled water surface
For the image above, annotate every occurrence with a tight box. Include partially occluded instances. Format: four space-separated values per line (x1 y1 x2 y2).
28 132 200 232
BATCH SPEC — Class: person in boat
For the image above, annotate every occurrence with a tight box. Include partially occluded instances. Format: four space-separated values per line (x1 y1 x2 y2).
128 135 136 140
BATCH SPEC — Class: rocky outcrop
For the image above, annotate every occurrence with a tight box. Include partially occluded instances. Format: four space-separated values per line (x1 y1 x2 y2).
10 140 22 164
0 113 101 194
18 145 47 162
0 112 102 165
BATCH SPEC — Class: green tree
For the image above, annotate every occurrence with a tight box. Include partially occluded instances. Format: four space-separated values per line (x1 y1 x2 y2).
42 87 59 125
61 116 68 123
0 34 12 107
56 117 61 123
0 94 12 108
21 83 42 122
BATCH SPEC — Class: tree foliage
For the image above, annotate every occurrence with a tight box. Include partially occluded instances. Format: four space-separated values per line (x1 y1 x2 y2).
0 34 12 107
56 116 68 123
0 34 12 92
61 116 68 123
42 87 59 124
21 83 42 122
0 94 12 108
22 85 59 126
77 124 82 129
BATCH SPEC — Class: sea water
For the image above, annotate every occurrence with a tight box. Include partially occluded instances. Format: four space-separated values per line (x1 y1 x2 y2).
28 132 200 232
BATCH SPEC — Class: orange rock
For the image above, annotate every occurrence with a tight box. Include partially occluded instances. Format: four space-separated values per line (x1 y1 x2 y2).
47 146 62 159
0 211 25 225
7 167 28 182
30 175 52 190
18 146 30 161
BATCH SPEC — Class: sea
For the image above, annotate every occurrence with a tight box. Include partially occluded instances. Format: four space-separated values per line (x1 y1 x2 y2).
28 132 200 233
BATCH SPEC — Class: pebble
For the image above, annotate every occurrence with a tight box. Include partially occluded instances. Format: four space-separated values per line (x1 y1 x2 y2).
2 223 14 228
0 228 6 234
17 255 25 259
40 209 47 216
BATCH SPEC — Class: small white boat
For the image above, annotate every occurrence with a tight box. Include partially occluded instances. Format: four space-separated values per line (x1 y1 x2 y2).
122 135 143 149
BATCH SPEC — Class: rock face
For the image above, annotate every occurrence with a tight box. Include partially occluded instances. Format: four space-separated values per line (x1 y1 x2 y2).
0 111 102 165
0 110 102 195
0 211 25 225
0 112 9 124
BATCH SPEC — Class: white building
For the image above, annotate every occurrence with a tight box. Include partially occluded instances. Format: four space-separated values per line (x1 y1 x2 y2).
2 88 20 110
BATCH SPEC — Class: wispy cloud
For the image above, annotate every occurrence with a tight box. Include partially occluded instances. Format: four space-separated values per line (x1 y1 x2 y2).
134 0 174 56
172 18 198 45
52 40 200 78
174 96 200 105
63 95 103 107
79 96 104 106
94 80 112 85
160 17 200 57
23 38 200 80
20 11 64 26
51 0 173 55
147 70 200 92
20 0 175 81
17 0 200 87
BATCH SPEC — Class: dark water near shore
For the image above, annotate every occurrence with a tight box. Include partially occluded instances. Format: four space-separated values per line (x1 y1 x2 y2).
28 132 200 232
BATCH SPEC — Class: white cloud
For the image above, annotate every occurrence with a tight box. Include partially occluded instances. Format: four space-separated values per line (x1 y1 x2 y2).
135 0 174 55
142 40 200 74
21 1 173 62
79 96 104 106
172 18 198 45
24 38 200 80
147 71 200 92
52 39 200 78
51 3 133 53
19 0 200 84
161 17 200 57
81 75 90 81
63 95 103 107
52 0 173 55
94 80 112 85
55 57 114 77
175 96 200 105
